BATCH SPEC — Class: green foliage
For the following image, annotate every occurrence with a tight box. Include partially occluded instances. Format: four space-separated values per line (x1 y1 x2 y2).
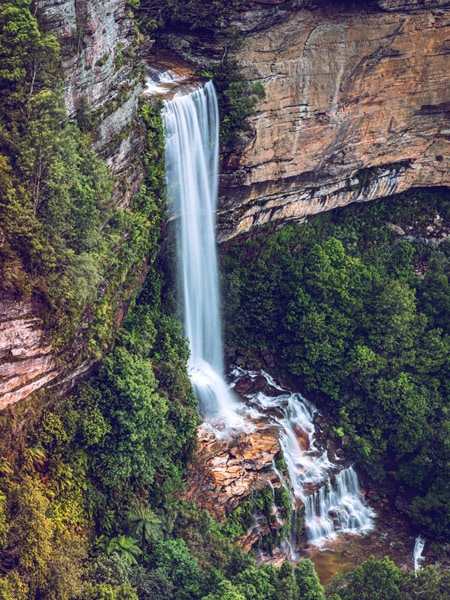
326 556 400 600
133 0 241 35
0 570 29 600
224 546 255 579
86 345 169 489
82 582 139 600
5 476 55 591
107 536 143 566
212 59 265 148
87 552 132 587
202 579 246 600
152 539 202 600
0 2 168 361
338 559 393 598
232 565 277 600
170 502 233 573
221 187 450 538
126 504 163 549
295 559 325 600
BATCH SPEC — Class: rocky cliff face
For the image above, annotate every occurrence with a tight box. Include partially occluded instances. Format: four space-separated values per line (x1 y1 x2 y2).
37 0 147 202
0 0 146 409
185 422 281 519
217 0 450 240
2 0 449 408
0 292 56 410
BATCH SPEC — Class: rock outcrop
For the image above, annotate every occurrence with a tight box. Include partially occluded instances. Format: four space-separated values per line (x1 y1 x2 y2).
0 291 95 410
0 292 57 410
216 0 450 240
37 0 147 203
184 423 281 518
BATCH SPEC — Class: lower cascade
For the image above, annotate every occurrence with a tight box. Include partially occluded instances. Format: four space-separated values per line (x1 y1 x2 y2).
413 535 426 573
231 368 376 550
162 80 375 554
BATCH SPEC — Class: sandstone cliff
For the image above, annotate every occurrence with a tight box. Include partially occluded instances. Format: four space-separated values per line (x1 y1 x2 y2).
2 0 449 408
217 0 450 239
38 0 146 201
0 0 147 409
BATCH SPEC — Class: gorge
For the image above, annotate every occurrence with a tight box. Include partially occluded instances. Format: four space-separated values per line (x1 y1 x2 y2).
0 0 450 597
161 77 427 578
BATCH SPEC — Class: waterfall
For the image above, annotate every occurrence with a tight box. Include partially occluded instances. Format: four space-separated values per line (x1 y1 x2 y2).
413 535 426 573
162 82 240 424
280 396 374 546
160 77 374 554
304 466 375 545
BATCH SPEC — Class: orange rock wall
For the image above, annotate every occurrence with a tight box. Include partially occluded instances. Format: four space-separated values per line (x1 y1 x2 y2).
218 2 450 240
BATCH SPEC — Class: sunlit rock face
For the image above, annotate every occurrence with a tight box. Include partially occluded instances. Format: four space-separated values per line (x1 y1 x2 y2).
0 292 56 410
0 291 95 410
217 1 450 240
184 423 281 518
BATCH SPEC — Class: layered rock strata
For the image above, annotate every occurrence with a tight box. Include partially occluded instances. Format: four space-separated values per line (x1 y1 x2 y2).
184 423 281 518
0 0 146 408
217 1 450 240
0 292 57 410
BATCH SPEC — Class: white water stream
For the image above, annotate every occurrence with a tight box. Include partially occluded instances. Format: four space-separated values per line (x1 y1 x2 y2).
162 83 242 427
162 80 374 554
413 535 426 573
231 368 375 548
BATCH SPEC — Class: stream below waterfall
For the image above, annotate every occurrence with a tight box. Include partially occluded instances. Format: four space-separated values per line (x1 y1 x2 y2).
154 68 434 584
228 367 431 583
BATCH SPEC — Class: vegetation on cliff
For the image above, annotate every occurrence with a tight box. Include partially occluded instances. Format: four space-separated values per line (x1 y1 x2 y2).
0 0 166 359
1 1 450 599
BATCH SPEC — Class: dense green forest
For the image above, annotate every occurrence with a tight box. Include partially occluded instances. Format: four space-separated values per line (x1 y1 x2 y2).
1 1 450 599
0 0 166 358
221 187 450 542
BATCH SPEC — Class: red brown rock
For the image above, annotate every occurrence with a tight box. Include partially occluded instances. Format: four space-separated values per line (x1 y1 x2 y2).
217 3 450 240
0 292 58 410
184 423 281 518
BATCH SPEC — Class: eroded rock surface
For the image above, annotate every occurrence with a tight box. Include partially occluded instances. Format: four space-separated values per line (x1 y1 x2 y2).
38 0 147 203
217 1 450 240
0 293 58 410
184 423 281 518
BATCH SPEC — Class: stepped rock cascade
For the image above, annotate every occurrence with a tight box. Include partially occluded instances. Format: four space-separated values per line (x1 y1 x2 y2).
230 368 375 550
162 83 242 427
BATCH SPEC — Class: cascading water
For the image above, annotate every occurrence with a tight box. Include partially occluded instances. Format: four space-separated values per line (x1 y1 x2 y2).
413 535 426 573
162 83 241 425
304 467 375 545
159 75 374 556
231 368 375 550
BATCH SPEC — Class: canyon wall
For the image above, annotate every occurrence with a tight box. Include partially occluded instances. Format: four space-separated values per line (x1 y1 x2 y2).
217 0 450 240
2 0 449 407
0 0 147 409
37 0 147 201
